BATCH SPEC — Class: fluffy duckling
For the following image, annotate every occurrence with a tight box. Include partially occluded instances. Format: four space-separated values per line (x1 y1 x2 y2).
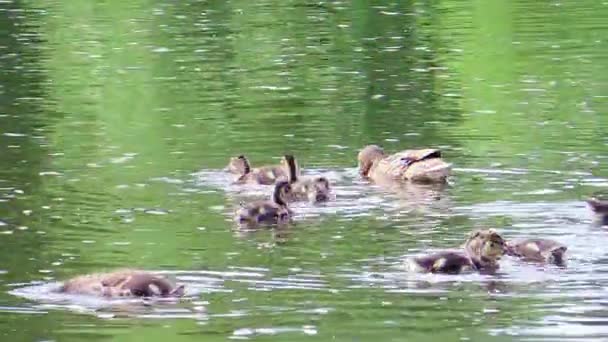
407 229 506 274
226 155 251 175
506 239 567 265
282 154 331 203
227 155 289 185
358 145 451 183
59 270 185 298
235 180 293 227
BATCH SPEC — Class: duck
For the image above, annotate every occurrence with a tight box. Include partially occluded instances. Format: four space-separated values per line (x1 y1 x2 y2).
281 154 331 203
505 239 567 265
226 155 289 185
235 180 293 227
586 197 608 225
59 270 185 298
407 229 506 274
357 145 451 184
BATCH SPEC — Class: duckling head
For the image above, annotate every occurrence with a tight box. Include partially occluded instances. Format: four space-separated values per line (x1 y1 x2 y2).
464 228 506 264
306 177 331 203
358 145 385 177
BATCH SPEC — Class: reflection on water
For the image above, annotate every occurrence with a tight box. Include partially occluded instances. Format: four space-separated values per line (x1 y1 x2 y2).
1 0 608 341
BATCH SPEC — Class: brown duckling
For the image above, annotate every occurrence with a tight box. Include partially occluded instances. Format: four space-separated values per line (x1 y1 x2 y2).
407 229 506 274
506 239 567 265
358 145 451 183
586 197 608 225
227 155 289 185
235 180 293 227
59 270 185 298
282 154 331 203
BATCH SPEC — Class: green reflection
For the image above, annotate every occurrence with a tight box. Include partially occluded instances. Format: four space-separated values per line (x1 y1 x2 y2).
0 0 607 341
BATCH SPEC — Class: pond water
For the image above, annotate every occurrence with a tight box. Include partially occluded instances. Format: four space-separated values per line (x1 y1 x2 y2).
1 0 608 341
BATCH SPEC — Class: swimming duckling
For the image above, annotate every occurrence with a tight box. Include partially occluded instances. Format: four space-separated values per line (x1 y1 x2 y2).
227 155 288 185
407 229 506 274
586 197 608 225
235 180 293 227
506 239 567 265
59 270 185 298
282 154 331 203
226 155 251 175
358 145 451 183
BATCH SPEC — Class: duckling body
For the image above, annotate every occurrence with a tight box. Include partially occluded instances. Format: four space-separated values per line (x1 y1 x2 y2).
358 145 451 184
506 239 567 265
235 181 293 227
408 229 506 274
281 155 331 203
59 270 185 298
408 251 474 274
227 155 289 185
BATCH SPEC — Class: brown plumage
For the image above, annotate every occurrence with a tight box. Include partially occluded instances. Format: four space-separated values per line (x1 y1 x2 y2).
506 239 567 265
282 154 331 203
226 155 288 185
408 229 506 274
59 270 185 298
235 180 293 227
358 145 451 183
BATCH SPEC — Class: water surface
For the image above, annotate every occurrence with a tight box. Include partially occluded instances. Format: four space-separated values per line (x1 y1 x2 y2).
1 0 608 341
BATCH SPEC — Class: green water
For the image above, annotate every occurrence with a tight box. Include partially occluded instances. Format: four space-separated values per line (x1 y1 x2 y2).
1 0 608 341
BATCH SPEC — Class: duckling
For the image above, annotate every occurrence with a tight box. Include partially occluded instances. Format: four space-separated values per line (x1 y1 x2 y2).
586 197 608 225
506 239 567 265
235 180 293 227
407 229 506 274
225 155 251 175
227 155 289 185
358 145 451 183
59 270 185 298
282 154 331 203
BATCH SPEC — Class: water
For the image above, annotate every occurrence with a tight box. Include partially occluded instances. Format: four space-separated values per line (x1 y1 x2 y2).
1 0 608 340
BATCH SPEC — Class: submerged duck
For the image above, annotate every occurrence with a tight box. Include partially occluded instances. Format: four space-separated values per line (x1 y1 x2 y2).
407 229 506 274
235 180 293 227
226 155 289 185
358 145 451 183
59 270 185 298
506 239 567 265
282 154 331 203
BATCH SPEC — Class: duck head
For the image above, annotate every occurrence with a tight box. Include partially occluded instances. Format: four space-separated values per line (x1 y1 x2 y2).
357 145 386 177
